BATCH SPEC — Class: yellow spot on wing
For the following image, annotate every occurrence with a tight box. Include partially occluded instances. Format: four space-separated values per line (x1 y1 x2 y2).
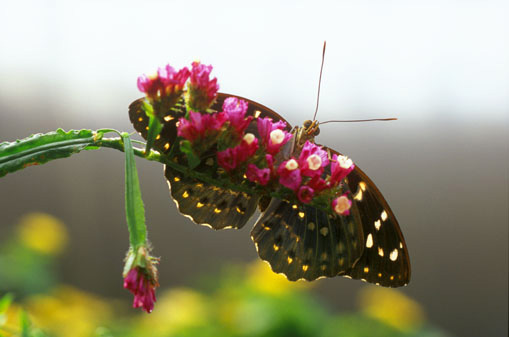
302 265 309 272
359 181 367 191
374 220 381 230
298 211 305 218
197 202 204 208
390 249 398 261
163 115 174 122
364 267 369 273
366 233 373 248
254 110 261 118
273 244 280 251
287 256 293 264
214 208 222 214
182 191 189 198
354 188 363 201
378 247 384 257
174 176 180 182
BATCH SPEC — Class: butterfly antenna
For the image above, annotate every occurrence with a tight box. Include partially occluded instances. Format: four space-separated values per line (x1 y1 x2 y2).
312 41 326 122
319 118 398 125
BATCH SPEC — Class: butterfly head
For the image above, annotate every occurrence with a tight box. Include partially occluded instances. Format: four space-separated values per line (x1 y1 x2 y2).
295 120 321 147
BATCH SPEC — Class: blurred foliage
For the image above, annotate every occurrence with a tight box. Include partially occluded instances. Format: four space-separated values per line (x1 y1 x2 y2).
0 213 452 337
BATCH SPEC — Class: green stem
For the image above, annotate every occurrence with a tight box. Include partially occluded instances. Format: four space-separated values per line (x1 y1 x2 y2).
122 133 147 248
0 129 294 203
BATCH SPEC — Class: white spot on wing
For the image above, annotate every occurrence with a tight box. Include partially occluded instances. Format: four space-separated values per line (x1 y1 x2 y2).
381 210 388 221
374 220 381 231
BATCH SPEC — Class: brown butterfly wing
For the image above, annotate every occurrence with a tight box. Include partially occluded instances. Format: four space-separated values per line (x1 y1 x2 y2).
336 155 411 287
128 97 186 154
129 93 291 230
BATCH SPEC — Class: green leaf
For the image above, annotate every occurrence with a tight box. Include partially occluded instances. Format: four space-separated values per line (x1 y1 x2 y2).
180 140 201 169
0 129 95 177
122 133 147 248
144 114 163 154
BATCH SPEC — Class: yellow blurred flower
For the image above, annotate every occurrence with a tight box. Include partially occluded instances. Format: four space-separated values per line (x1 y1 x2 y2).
17 213 68 255
358 286 425 332
136 288 208 336
1 302 21 336
246 260 311 295
25 286 111 337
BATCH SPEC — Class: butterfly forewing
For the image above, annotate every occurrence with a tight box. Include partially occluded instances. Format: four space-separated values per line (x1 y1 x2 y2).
340 160 411 286
251 198 364 281
128 98 186 154
129 93 291 230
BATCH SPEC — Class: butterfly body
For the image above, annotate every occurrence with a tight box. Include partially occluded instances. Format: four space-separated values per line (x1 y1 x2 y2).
129 93 410 287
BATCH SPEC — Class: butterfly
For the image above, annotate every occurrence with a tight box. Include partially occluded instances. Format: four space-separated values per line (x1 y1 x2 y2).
129 93 411 287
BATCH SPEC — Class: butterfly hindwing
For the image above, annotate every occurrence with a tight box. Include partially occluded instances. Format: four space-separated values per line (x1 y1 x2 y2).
251 197 364 281
165 167 260 229
339 160 411 286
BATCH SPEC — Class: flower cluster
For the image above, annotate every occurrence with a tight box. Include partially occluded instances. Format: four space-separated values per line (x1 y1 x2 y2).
137 61 219 117
139 62 356 216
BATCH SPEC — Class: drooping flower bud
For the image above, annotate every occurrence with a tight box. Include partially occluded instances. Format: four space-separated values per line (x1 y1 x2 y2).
123 246 159 313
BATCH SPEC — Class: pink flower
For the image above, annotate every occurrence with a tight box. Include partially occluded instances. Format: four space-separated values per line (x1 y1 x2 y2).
177 111 227 142
298 141 329 178
246 164 271 185
217 148 238 172
307 176 328 193
137 64 190 102
187 61 219 111
217 133 259 172
257 117 292 155
277 158 302 191
123 268 157 313
330 154 355 186
236 133 259 162
332 194 352 216
297 185 314 203
223 97 252 135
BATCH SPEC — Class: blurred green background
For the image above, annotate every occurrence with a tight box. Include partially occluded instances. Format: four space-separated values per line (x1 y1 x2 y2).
0 1 507 336
0 213 448 336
